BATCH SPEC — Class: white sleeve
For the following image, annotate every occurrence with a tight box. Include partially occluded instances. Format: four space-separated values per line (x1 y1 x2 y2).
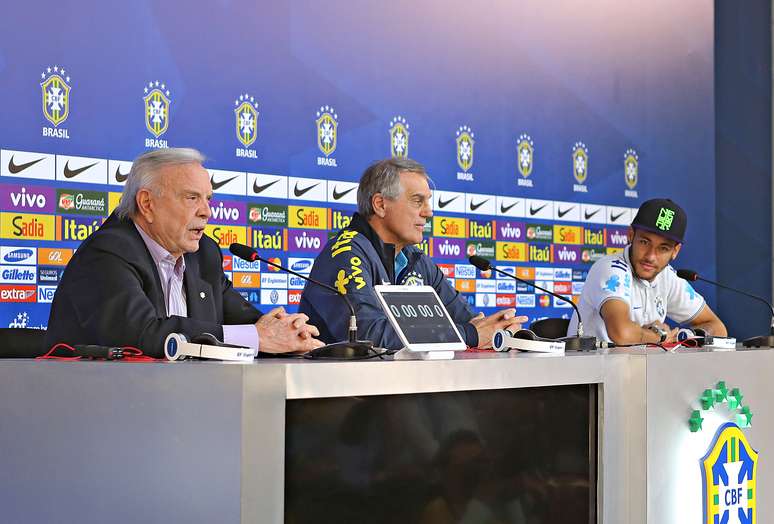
664 267 705 323
585 256 633 311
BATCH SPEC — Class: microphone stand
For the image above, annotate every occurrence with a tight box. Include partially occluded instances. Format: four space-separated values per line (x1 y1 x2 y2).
685 273 774 348
230 245 374 359
469 256 596 351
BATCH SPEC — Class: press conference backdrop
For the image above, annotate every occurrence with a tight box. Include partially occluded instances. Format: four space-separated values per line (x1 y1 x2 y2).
0 1 714 332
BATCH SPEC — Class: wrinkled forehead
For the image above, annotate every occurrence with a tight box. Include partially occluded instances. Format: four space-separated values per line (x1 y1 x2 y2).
157 162 210 191
398 170 431 195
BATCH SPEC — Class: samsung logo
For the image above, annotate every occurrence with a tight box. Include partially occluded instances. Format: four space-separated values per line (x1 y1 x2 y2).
288 258 313 273
1 247 36 264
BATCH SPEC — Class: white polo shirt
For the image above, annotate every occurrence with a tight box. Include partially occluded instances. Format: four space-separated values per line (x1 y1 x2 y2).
568 247 705 342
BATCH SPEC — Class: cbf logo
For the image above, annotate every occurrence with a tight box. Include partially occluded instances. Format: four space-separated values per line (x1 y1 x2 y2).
400 270 425 286
572 142 589 193
389 116 409 158
702 424 758 524
517 133 534 187
689 381 757 524
143 81 171 148
40 65 71 139
456 125 475 181
316 105 338 167
235 93 259 159
624 148 639 198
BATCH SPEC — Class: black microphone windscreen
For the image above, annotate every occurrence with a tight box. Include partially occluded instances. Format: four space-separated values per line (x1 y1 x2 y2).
676 269 699 281
468 255 491 271
229 243 257 262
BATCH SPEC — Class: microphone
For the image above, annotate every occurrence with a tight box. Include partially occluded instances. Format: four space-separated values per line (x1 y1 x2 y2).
468 255 596 351
229 243 374 359
677 268 774 348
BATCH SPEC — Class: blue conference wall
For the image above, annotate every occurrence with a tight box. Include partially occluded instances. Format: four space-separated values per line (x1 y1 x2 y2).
0 1 715 333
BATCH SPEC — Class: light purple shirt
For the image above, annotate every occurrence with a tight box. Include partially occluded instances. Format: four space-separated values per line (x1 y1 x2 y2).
134 223 259 351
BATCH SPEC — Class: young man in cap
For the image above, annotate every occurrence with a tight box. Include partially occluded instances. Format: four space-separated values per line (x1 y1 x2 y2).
568 198 726 344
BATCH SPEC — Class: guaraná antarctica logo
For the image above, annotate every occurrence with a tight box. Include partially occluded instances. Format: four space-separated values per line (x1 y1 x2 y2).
517 133 534 187
316 105 338 166
389 116 409 159
41 65 71 139
688 381 757 524
456 125 475 180
143 81 171 148
572 141 588 193
235 93 259 158
624 148 639 198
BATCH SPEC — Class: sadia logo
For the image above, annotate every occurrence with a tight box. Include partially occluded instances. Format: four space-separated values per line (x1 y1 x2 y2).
455 125 475 180
1 213 55 240
316 105 338 166
433 217 466 238
235 93 259 156
389 116 409 159
624 148 639 198
203 225 246 248
689 381 757 524
572 142 589 193
40 65 71 139
517 133 534 187
496 242 527 262
289 206 327 230
143 81 171 148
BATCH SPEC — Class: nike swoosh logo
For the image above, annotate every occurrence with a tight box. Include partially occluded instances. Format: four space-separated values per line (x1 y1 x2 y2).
63 160 98 179
8 156 44 174
294 181 320 198
529 203 548 216
438 195 459 209
332 186 355 200
115 166 129 183
469 199 489 211
500 201 517 214
584 209 600 220
253 178 279 194
610 211 626 222
557 206 574 218
210 174 238 190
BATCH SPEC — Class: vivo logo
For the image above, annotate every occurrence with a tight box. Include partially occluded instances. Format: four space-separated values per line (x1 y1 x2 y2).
498 222 522 239
293 232 321 250
10 188 47 208
438 241 460 257
556 248 578 262
210 202 240 221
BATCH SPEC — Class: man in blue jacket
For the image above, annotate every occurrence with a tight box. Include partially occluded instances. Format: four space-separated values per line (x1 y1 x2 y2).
299 158 526 350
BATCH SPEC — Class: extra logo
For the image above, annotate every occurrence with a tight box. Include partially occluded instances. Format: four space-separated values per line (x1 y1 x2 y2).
143 81 171 148
235 93 259 156
389 116 409 159
455 125 475 181
572 142 589 193
517 133 534 187
40 65 71 139
624 148 639 198
688 381 757 524
316 105 338 166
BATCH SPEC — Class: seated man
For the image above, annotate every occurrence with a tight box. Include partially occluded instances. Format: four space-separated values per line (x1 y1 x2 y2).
568 198 726 344
299 158 526 350
45 148 322 358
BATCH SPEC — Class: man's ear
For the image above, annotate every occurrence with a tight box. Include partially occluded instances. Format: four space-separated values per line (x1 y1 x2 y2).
627 226 635 243
672 243 682 260
371 193 386 218
136 188 154 223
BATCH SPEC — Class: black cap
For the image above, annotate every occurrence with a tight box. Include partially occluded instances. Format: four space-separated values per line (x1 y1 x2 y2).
630 198 687 243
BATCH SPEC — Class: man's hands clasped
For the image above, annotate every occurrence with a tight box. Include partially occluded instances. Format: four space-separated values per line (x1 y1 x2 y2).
255 307 324 354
